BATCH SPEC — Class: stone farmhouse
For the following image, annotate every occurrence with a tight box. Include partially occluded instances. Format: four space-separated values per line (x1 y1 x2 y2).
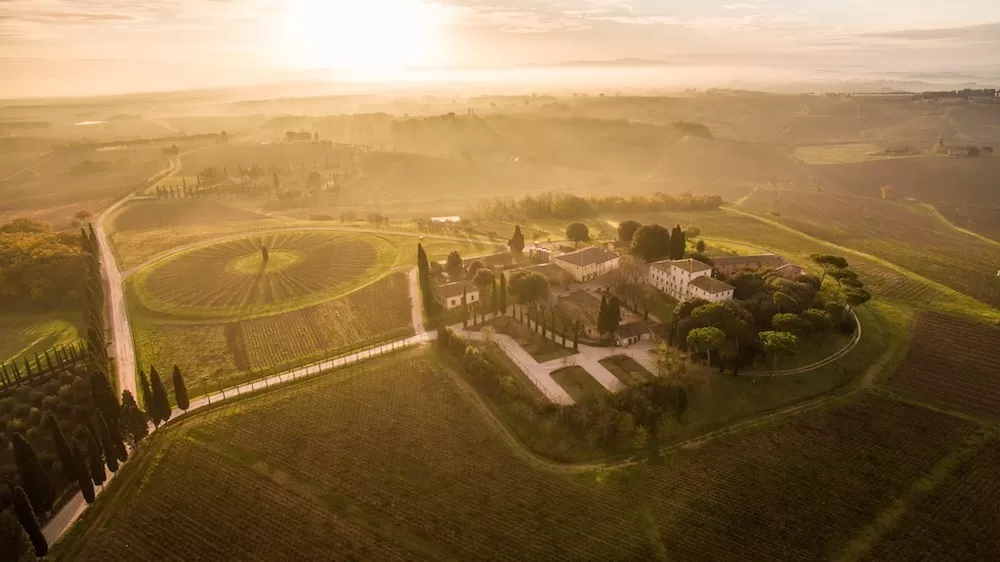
648 258 735 303
553 247 621 282
435 281 480 310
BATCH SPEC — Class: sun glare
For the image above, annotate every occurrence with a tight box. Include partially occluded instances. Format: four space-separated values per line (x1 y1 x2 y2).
280 0 444 72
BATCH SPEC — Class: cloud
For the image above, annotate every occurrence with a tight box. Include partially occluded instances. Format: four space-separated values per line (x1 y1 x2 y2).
865 21 1000 42
722 3 754 9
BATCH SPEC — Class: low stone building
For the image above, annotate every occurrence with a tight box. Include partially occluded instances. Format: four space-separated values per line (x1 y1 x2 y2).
434 282 479 310
712 253 804 279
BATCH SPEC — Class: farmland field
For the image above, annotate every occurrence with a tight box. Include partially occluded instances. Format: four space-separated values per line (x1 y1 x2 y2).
888 313 1000 421
862 439 1000 561
738 188 1000 307
793 143 921 165
52 351 988 560
134 272 413 394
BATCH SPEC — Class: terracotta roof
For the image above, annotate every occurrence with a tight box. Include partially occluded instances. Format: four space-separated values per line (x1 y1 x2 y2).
554 246 619 267
474 252 517 268
435 281 478 300
689 276 735 294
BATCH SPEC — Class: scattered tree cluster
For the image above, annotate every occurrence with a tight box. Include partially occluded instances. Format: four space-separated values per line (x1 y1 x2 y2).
0 218 87 306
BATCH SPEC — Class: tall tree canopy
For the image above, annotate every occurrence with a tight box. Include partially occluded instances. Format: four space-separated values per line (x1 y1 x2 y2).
630 224 673 262
507 270 549 305
0 218 87 305
11 434 54 514
617 220 642 243
566 223 590 245
444 251 464 281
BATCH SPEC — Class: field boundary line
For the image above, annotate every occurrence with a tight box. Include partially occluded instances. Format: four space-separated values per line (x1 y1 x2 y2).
835 429 999 562
722 206 1000 320
918 202 1000 250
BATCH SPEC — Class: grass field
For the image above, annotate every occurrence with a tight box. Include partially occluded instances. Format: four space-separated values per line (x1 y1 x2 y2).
551 365 608 400
51 349 990 560
0 309 82 365
888 313 1000 421
133 272 413 395
599 355 654 385
738 188 1000 308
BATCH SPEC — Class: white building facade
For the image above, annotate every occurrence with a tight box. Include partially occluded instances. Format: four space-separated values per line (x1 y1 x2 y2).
648 258 734 303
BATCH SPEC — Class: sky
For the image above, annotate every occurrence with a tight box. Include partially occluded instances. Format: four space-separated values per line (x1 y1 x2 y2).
2 0 1000 97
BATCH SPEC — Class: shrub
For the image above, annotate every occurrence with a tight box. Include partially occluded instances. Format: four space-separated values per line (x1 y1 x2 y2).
838 315 857 335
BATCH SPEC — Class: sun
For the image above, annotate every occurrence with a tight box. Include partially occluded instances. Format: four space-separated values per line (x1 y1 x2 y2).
280 0 445 72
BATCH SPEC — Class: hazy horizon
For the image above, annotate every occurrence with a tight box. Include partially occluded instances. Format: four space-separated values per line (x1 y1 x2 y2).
2 0 1000 98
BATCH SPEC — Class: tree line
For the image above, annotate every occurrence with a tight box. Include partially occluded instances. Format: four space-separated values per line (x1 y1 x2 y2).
475 191 723 221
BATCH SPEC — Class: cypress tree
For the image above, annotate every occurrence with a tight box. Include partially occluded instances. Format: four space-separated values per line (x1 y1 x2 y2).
1 507 35 562
90 370 120 423
676 227 686 259
499 273 507 314
104 411 128 462
172 365 190 411
10 485 47 557
417 243 429 275
94 413 120 472
71 441 96 504
150 366 172 422
491 278 499 314
509 225 525 254
83 429 106 486
139 370 156 423
118 390 149 449
11 434 54 514
44 414 75 481
597 294 608 335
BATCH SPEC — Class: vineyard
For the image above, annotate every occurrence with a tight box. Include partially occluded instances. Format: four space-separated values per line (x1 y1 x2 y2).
738 189 1000 308
636 396 977 560
52 352 653 561
51 353 988 560
136 272 413 395
862 440 1000 561
135 231 390 317
888 313 1000 421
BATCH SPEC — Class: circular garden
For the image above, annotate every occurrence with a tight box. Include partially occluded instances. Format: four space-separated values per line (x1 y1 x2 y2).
135 231 385 316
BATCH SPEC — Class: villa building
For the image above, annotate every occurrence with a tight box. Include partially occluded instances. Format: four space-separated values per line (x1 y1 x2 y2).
553 247 620 282
648 258 734 303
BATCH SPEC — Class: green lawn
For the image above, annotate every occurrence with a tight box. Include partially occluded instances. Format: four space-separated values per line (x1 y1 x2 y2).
483 316 575 363
600 355 655 385
551 366 607 401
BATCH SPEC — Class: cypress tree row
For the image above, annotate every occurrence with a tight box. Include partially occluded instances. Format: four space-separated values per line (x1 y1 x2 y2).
71 441 96 504
172 365 190 411
82 429 107 486
44 414 75 481
150 366 172 422
104 411 128 462
1 505 36 561
95 413 121 472
10 485 47 557
11 434 54 514
499 273 507 314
